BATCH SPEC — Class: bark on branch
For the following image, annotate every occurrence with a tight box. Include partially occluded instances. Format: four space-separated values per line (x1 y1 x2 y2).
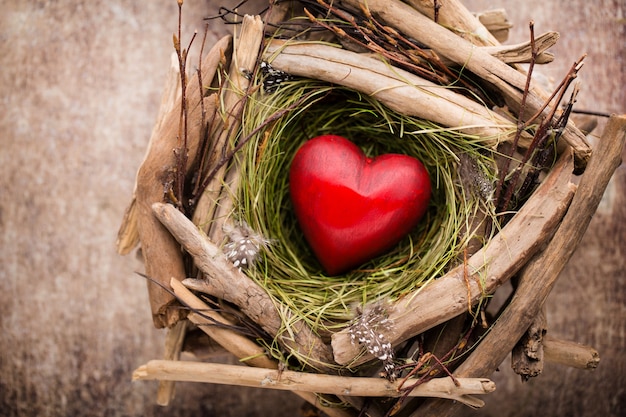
133 360 495 408
264 41 531 147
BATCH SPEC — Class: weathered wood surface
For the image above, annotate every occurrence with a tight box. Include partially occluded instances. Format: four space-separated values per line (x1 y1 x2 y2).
0 1 623 416
133 360 496 406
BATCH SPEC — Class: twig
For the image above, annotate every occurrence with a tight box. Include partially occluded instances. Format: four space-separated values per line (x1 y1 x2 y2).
433 0 440 24
197 24 209 145
304 2 454 86
543 336 600 370
133 360 495 407
500 55 585 213
172 3 198 211
494 21 538 213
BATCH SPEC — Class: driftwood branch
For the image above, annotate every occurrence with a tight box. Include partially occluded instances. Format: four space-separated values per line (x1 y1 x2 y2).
331 149 576 365
169 278 276 369
117 53 182 255
133 360 495 407
151 202 335 371
543 336 600 370
475 9 512 43
191 15 264 244
340 0 591 169
264 41 531 147
483 31 558 64
511 306 547 380
404 0 499 46
116 35 232 328
412 114 625 416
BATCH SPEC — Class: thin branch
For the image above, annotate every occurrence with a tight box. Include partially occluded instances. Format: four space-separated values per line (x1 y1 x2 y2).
133 359 495 407
494 21 537 213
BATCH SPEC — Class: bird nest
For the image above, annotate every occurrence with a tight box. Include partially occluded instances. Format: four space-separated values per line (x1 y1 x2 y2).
118 1 623 416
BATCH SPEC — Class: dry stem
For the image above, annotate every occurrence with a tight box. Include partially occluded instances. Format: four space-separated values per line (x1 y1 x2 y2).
133 360 495 407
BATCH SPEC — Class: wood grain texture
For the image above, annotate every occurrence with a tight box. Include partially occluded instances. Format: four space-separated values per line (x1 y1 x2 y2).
0 0 623 416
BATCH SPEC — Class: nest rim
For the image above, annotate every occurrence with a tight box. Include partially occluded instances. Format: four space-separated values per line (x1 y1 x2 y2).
231 77 500 336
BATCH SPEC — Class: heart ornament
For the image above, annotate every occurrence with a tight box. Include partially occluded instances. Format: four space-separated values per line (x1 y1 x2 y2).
289 135 432 275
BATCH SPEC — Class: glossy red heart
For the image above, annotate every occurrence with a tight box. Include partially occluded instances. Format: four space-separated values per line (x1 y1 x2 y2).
289 135 431 275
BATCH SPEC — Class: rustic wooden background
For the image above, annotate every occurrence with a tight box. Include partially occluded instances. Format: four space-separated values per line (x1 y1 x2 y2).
0 1 623 416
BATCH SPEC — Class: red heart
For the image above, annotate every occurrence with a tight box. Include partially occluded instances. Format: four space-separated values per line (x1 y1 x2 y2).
289 135 431 275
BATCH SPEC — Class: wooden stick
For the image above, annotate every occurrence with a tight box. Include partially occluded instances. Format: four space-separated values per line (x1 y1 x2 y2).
475 9 512 43
412 114 626 416
331 149 576 366
169 278 277 369
117 52 182 255
264 41 531 147
156 320 188 406
482 31 558 64
117 36 232 328
133 360 495 407
152 203 335 371
191 15 264 245
403 0 500 46
340 0 591 168
543 336 600 370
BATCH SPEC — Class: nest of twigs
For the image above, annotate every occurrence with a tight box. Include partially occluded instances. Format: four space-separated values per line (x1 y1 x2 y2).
236 79 500 332
118 1 624 416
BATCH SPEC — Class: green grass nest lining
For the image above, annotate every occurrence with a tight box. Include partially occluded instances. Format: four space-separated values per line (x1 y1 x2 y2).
233 79 498 333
